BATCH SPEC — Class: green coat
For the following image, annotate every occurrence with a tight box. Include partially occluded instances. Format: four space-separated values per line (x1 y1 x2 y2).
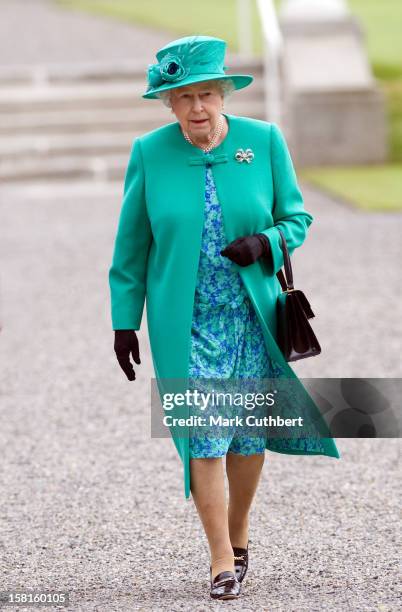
109 113 340 500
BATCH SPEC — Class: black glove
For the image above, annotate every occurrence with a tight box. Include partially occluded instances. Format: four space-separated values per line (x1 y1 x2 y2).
220 233 271 267
114 330 141 381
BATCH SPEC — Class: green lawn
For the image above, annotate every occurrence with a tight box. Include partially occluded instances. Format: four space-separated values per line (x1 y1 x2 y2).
55 0 402 77
300 164 402 212
55 0 263 53
348 0 402 80
55 0 402 211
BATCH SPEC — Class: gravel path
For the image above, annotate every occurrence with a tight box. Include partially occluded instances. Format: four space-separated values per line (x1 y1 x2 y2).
0 183 400 611
0 1 401 610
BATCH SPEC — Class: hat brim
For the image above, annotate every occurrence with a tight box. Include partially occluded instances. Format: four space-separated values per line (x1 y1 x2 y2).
142 73 253 99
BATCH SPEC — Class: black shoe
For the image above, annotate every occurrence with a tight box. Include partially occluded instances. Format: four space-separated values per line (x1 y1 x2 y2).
232 543 249 583
210 567 241 600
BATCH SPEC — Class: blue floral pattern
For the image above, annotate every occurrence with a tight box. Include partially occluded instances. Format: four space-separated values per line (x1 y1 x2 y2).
188 160 284 458
187 155 327 458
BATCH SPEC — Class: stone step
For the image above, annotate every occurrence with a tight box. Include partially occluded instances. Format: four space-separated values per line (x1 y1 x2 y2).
0 56 266 182
0 180 123 201
0 132 139 161
0 101 268 182
0 100 266 136
0 153 128 182
0 106 174 135
0 78 264 112
0 57 263 86
0 82 146 112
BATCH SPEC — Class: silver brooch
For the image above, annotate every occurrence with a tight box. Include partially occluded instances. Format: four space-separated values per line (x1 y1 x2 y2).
235 148 254 163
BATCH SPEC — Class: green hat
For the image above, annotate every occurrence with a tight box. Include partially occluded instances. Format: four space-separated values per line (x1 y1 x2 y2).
142 35 253 100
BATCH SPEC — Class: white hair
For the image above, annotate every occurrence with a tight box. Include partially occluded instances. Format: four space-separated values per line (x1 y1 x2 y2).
157 78 236 108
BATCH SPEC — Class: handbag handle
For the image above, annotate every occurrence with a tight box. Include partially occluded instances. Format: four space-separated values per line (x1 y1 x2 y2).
275 228 294 291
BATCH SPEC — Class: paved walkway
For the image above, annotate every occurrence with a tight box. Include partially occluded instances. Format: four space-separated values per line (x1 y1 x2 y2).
0 0 240 67
0 1 401 611
0 0 170 66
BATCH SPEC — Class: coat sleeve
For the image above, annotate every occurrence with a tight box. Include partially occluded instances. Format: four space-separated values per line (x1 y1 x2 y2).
108 138 153 330
259 123 314 276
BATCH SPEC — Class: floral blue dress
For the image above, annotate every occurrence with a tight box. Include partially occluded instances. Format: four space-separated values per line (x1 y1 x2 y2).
188 156 285 458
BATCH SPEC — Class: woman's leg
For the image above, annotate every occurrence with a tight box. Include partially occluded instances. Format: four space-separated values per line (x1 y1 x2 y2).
190 456 235 580
226 452 265 548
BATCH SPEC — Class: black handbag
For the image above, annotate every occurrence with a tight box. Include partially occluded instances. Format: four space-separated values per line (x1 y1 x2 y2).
275 228 321 361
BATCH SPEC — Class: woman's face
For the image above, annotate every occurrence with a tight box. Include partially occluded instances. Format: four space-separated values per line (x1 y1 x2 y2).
169 81 224 143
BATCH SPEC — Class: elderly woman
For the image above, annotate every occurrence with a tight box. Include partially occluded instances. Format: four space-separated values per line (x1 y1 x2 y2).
109 35 340 600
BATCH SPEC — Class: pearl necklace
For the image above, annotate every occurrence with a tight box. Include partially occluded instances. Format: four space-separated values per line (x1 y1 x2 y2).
182 114 225 153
